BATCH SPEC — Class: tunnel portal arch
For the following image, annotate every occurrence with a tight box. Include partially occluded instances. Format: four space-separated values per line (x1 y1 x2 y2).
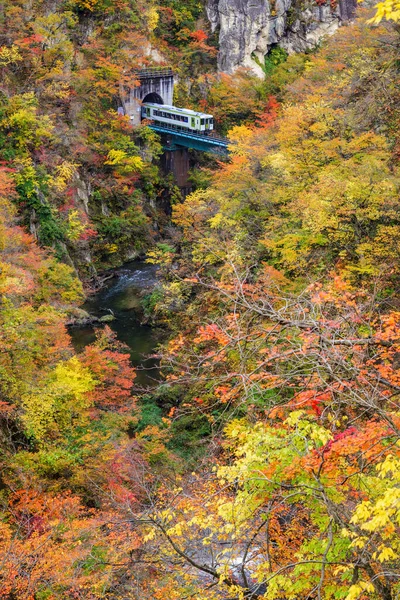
142 92 163 104
122 68 174 125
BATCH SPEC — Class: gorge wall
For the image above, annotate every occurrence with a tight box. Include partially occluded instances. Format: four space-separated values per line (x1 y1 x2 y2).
207 0 357 77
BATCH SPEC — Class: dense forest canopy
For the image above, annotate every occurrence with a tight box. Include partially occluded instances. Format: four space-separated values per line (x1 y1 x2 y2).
0 0 400 599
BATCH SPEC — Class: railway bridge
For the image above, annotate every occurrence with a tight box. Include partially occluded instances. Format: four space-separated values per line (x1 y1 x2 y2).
120 67 229 191
148 123 229 155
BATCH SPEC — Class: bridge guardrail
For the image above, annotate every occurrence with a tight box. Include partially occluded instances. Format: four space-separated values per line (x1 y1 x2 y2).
149 123 229 147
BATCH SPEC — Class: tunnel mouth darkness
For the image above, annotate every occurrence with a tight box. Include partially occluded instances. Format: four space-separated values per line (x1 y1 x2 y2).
142 92 163 104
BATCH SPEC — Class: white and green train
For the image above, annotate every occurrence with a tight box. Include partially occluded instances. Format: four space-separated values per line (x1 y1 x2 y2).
141 102 214 134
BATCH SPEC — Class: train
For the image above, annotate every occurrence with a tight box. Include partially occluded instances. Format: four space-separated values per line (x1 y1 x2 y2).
141 102 214 134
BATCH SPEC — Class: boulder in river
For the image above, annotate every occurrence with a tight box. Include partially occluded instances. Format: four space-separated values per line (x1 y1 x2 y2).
99 314 116 323
67 307 95 326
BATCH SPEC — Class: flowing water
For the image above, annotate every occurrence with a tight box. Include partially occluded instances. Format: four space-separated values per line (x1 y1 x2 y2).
69 261 163 387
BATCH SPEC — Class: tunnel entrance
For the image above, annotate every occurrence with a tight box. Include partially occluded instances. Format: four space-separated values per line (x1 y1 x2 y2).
142 92 163 104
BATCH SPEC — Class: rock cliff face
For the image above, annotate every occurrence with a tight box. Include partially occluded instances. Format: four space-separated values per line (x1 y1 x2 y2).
207 0 357 77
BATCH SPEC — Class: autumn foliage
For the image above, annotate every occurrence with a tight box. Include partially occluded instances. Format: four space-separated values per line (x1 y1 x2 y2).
1 2 400 600
137 13 400 600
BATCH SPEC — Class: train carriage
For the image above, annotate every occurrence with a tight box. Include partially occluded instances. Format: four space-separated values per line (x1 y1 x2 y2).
141 103 214 134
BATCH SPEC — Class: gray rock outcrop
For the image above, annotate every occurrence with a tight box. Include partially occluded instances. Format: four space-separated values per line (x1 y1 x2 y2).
207 0 357 77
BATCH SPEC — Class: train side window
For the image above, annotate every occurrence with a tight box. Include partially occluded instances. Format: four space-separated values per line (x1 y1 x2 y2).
201 118 205 125
184 117 188 123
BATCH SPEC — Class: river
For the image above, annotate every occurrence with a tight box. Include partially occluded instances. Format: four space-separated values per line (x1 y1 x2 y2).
69 261 163 387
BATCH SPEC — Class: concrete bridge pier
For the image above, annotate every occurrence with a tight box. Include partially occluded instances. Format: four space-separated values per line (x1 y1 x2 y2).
161 147 191 196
